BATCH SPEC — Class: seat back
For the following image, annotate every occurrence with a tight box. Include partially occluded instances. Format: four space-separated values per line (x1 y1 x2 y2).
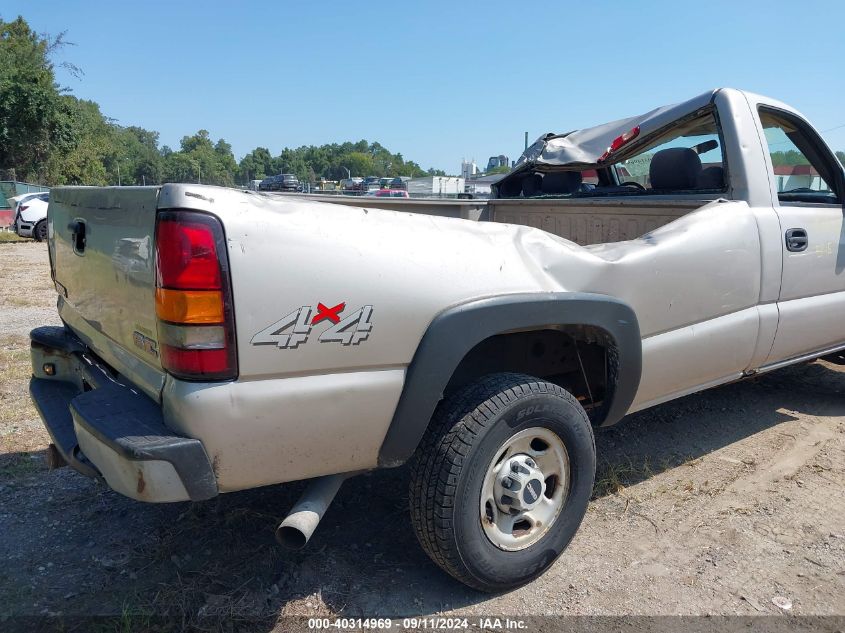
542 171 583 194
649 147 702 190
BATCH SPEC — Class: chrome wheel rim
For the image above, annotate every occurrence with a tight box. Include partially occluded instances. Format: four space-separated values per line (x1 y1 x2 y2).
479 427 570 551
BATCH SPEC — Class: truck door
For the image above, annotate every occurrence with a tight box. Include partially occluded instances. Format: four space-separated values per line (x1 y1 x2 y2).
757 107 845 363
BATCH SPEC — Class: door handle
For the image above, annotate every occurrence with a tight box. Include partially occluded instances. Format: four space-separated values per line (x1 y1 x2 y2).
785 228 808 252
68 219 86 254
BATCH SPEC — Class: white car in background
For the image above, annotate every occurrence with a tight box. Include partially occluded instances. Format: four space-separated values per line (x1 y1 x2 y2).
12 192 50 241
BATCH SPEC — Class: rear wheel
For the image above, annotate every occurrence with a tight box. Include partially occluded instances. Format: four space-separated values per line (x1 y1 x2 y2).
409 373 596 592
34 220 47 242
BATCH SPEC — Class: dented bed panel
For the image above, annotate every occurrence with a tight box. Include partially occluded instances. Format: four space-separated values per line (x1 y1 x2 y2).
511 199 763 338
507 199 768 401
488 198 702 245
209 188 768 427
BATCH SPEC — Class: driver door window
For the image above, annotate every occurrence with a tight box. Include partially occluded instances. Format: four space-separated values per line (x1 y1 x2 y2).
759 109 841 205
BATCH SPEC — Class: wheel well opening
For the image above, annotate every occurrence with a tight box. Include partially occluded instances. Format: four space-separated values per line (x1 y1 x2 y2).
445 326 619 425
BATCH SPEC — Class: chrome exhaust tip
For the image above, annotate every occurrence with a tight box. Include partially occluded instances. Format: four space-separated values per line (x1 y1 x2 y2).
275 474 347 550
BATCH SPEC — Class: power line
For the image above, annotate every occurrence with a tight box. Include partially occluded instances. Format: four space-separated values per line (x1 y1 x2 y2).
820 123 845 133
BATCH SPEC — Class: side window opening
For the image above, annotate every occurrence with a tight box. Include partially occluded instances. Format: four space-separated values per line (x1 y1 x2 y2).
758 107 842 205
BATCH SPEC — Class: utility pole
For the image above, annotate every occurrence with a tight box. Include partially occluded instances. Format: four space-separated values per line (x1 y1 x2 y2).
524 132 528 151
117 162 121 186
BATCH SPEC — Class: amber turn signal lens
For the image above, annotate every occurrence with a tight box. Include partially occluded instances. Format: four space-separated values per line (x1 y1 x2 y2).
155 288 224 324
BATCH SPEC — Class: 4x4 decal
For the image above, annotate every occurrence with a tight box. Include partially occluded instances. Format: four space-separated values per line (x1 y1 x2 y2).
251 302 373 349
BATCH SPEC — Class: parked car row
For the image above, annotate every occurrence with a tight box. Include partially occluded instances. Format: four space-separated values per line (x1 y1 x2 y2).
252 175 412 194
339 176 411 193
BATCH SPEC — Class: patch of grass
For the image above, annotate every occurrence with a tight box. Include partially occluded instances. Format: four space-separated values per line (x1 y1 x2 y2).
593 460 639 497
5 295 40 307
0 231 28 243
0 335 47 454
111 493 301 627
0 452 42 478
593 455 691 498
0 336 31 380
116 600 155 633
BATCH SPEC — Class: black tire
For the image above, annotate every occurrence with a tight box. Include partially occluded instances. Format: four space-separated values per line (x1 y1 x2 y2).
33 220 48 242
409 373 596 592
821 351 845 365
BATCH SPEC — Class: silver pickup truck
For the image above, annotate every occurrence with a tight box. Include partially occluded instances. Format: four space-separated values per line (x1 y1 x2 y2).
29 88 845 592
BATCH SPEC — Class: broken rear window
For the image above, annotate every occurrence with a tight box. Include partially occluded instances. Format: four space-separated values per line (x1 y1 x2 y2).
610 112 726 192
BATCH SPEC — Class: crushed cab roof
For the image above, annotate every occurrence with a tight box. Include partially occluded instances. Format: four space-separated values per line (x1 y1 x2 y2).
514 89 719 170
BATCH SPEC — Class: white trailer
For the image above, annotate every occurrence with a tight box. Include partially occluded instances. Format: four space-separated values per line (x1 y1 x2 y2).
407 176 465 196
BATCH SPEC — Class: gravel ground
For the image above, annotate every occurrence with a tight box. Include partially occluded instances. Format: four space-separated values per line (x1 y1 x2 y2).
0 241 843 631
0 240 60 337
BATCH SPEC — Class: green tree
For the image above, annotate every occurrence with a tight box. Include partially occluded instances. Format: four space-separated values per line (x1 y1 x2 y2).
769 150 809 167
486 165 511 175
214 138 238 184
161 129 238 186
239 146 274 182
238 139 437 184
0 16 69 181
43 97 111 185
337 151 374 178
163 151 200 184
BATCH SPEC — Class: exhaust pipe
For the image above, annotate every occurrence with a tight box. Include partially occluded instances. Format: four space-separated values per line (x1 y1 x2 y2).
276 474 347 550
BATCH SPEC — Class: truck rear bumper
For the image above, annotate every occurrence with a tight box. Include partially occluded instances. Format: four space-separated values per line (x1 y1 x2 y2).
29 326 218 503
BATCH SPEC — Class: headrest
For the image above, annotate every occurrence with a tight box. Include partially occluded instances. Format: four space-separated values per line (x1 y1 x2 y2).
649 147 702 190
696 166 725 189
542 171 583 194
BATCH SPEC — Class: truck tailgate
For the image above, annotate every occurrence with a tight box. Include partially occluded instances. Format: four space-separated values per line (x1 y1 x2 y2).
49 187 165 400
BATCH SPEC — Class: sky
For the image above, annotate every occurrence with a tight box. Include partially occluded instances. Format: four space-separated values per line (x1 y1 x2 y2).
4 0 845 173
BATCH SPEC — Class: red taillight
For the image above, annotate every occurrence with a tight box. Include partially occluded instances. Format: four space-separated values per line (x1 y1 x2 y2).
156 217 222 289
160 346 231 376
155 211 237 381
597 125 640 164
